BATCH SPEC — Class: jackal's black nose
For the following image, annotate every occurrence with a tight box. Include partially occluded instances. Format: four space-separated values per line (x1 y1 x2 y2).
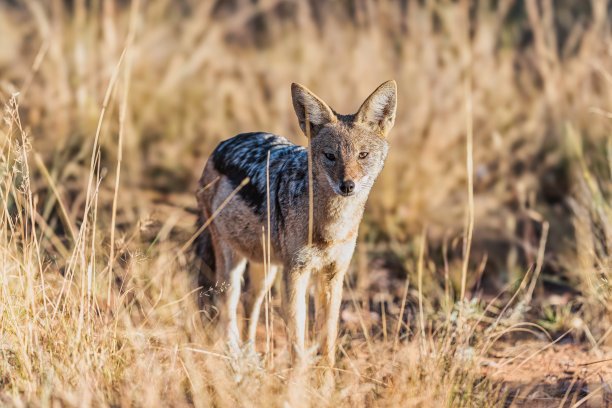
340 180 355 195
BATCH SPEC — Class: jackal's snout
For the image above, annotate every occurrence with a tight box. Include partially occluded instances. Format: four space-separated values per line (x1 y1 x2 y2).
339 180 355 196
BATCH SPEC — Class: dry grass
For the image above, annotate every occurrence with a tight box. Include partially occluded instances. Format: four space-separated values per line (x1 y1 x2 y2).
0 1 611 406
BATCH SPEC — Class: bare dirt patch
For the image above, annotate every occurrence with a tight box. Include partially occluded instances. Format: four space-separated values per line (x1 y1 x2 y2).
482 342 612 407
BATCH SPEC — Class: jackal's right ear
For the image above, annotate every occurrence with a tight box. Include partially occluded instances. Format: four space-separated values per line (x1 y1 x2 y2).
291 83 337 136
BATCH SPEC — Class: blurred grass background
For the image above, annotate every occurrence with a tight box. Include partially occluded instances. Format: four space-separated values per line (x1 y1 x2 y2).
0 0 611 406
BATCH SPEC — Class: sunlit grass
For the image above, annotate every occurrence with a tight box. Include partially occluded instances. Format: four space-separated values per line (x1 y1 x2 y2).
0 1 610 406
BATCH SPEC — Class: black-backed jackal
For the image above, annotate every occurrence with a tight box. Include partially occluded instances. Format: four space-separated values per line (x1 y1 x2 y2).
195 81 397 365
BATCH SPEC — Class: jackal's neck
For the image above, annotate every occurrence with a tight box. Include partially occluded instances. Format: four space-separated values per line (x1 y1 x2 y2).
310 181 369 245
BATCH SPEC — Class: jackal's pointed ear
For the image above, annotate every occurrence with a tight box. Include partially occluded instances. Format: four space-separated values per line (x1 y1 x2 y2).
291 83 337 136
356 80 397 137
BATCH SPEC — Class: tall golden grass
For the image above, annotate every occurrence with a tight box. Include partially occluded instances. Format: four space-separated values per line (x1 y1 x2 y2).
0 1 610 406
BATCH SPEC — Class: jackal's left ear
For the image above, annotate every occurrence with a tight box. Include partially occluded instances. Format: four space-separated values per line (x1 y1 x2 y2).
291 83 337 136
356 80 397 137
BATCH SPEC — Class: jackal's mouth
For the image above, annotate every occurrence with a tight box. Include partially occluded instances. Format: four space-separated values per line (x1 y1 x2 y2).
330 183 356 197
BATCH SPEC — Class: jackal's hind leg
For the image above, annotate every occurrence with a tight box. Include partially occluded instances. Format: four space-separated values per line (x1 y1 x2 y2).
214 243 247 353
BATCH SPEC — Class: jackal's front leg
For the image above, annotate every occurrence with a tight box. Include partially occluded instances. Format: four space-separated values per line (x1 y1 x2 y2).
283 267 312 363
315 267 348 367
245 263 278 346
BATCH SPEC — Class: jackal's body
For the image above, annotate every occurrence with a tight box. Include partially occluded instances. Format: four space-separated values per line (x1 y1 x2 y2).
195 81 397 365
200 131 371 262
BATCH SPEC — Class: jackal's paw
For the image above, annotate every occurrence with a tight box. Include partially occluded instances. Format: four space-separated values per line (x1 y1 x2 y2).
225 341 265 383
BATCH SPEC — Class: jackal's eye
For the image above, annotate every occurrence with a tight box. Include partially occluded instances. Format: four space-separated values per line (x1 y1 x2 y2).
358 152 369 159
324 153 336 161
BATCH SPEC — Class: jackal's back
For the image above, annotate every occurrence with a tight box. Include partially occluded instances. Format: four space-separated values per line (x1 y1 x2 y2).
205 131 308 222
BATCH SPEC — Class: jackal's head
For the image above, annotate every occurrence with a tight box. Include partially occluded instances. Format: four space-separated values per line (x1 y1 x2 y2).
291 80 397 197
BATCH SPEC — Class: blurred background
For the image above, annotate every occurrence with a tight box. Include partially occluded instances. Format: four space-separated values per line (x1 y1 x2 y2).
0 1 611 405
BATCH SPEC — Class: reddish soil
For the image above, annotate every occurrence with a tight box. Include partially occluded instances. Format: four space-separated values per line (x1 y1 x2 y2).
482 342 612 407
